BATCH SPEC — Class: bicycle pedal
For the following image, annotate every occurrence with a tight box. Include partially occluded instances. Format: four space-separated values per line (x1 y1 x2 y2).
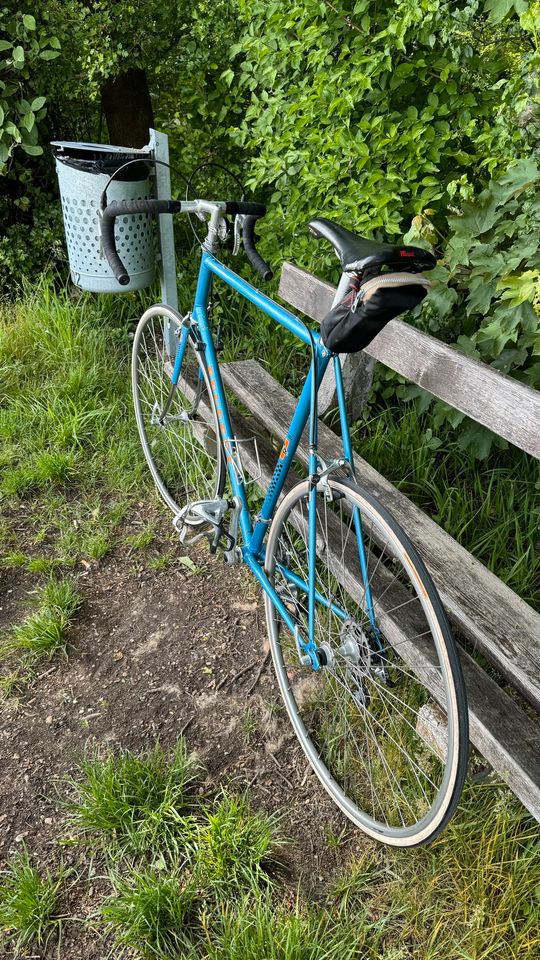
177 523 207 546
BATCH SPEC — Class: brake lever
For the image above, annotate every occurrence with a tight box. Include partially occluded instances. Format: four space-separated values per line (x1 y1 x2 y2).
233 214 245 256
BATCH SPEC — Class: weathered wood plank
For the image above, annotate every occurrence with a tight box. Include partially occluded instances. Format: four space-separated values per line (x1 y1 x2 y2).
221 384 540 821
221 359 540 712
416 703 448 763
278 262 540 459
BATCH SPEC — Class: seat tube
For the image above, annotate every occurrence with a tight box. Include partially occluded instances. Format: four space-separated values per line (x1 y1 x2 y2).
334 353 378 636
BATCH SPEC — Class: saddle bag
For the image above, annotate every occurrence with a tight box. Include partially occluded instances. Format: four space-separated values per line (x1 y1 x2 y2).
320 272 432 354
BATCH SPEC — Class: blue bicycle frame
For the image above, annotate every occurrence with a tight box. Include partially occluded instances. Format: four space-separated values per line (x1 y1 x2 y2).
171 250 378 666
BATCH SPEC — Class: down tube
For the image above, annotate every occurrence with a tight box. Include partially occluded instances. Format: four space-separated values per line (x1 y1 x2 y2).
250 352 330 559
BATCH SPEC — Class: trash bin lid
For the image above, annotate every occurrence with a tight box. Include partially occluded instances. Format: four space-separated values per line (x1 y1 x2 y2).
51 141 152 180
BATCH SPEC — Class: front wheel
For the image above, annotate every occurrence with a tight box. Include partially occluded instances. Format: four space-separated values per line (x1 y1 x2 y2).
264 477 468 847
132 306 225 516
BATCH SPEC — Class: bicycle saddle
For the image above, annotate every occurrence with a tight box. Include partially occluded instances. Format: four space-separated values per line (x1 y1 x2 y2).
309 217 436 273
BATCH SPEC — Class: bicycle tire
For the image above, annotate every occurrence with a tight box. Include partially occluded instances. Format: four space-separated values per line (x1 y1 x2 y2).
264 476 468 847
132 306 225 516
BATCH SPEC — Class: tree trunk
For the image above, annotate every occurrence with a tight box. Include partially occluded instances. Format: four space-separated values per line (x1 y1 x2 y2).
101 67 154 148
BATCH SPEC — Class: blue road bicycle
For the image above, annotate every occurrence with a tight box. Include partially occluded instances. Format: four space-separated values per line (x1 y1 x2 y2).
101 195 468 847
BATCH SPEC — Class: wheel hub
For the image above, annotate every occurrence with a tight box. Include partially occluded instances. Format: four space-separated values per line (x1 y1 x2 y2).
317 621 373 708
151 402 190 427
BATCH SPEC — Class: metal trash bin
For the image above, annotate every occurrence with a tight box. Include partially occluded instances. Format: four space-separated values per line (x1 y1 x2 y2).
52 141 156 293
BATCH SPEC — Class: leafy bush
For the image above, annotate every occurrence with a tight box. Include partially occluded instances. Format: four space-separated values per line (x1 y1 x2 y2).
402 157 540 455
0 8 59 172
229 0 537 274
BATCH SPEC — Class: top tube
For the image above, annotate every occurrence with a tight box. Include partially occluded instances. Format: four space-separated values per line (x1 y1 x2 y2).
200 252 327 353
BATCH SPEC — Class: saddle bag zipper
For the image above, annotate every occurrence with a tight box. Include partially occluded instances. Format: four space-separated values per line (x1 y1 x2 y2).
352 272 432 311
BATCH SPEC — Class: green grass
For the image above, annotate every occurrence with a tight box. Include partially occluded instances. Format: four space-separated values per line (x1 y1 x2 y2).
200 894 368 960
333 781 540 959
65 740 200 859
0 279 151 575
125 524 156 550
195 791 284 891
351 405 540 608
7 733 539 960
0 577 81 694
101 867 200 959
0 849 69 954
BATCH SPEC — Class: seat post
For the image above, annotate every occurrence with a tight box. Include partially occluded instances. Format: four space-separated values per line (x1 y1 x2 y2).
331 271 353 308
318 269 376 423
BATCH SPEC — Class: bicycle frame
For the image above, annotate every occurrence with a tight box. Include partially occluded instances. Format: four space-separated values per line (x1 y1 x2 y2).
172 249 377 663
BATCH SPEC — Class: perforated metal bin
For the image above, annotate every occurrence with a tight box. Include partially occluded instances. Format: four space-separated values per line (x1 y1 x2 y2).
52 141 156 293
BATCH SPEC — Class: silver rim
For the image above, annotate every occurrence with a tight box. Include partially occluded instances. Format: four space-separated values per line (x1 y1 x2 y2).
265 478 463 847
132 306 224 515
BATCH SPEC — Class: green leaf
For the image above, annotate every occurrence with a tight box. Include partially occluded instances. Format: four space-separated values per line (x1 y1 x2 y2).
20 112 35 133
456 420 495 459
492 159 540 206
12 46 25 64
38 50 61 61
425 283 459 318
0 40 13 52
20 143 43 156
22 14 36 30
483 0 516 21
449 192 499 236
30 96 46 111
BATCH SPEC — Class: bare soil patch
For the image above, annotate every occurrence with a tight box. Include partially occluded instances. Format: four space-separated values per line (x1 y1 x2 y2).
0 513 370 958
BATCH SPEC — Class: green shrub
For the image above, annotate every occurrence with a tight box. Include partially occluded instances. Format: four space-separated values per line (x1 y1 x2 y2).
402 158 540 455
230 0 537 274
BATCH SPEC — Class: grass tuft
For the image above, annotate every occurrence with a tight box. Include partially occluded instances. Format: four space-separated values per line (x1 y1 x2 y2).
194 791 284 891
0 849 68 953
66 739 200 859
101 868 200 959
201 894 367 959
0 577 81 663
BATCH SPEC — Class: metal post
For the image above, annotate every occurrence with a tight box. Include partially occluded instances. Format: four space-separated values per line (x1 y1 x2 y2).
146 128 178 355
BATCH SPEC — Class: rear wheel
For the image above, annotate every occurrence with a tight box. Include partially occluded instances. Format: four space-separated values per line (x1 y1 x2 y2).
132 305 225 516
265 477 468 847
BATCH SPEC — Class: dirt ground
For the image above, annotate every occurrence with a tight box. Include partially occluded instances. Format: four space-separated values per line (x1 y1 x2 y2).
0 513 371 958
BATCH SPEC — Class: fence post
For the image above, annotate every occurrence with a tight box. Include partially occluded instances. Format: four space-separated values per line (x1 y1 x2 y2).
147 128 178 356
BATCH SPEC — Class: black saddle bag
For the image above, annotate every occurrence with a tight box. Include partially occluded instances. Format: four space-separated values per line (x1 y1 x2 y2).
320 272 432 354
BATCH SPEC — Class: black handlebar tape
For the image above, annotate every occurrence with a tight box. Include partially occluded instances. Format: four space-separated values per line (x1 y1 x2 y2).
224 200 267 217
243 215 273 282
100 199 182 286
